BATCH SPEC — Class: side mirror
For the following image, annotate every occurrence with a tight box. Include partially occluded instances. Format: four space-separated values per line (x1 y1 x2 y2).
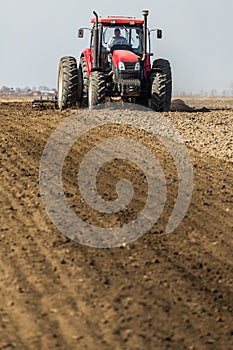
157 29 162 39
78 29 84 38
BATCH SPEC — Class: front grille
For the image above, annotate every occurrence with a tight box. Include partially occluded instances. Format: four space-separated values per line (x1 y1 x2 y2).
124 62 136 71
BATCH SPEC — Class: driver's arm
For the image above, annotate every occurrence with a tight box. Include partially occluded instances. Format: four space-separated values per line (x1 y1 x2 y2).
122 36 127 43
107 37 114 50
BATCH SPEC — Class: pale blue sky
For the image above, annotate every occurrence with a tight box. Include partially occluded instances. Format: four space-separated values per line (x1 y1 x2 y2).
0 0 232 94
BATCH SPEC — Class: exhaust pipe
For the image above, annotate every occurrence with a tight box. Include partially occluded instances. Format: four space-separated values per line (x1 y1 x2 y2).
93 11 99 69
142 10 149 60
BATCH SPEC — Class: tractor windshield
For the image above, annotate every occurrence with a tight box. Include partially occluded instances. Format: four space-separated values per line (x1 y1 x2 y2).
102 26 143 54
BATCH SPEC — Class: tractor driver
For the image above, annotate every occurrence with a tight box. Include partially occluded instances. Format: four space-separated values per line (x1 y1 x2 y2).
108 27 127 49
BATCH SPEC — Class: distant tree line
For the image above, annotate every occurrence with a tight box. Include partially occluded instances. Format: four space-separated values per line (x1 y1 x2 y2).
0 86 56 92
1 84 233 97
174 90 233 97
0 86 57 96
173 83 233 97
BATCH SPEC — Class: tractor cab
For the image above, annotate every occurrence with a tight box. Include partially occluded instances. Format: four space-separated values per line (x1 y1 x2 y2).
88 16 145 73
101 23 143 54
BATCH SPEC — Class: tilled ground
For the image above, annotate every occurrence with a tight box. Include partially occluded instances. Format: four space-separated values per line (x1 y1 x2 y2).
0 98 232 350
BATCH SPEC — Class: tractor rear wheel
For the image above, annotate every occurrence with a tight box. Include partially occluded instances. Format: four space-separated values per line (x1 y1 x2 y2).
58 56 79 110
88 71 105 108
151 59 172 112
79 57 89 107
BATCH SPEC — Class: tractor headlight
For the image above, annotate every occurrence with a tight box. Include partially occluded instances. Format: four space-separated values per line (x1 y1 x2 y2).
118 62 125 71
135 62 140 71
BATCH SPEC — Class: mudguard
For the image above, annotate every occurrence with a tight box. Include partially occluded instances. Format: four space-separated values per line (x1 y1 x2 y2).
81 48 93 76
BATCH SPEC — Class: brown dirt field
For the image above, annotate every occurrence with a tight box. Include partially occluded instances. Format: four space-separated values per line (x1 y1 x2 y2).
0 99 232 350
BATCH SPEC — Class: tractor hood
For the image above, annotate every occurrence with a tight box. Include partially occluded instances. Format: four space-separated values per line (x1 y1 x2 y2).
112 50 138 67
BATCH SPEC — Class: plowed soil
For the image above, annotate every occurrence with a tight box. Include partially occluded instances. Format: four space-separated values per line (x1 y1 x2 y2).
0 98 232 350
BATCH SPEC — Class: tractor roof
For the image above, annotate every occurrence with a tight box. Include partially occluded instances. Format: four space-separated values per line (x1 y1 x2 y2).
91 16 144 26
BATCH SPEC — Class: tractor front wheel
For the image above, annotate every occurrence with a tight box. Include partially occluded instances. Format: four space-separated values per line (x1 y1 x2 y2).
151 59 172 112
88 71 105 109
57 56 79 110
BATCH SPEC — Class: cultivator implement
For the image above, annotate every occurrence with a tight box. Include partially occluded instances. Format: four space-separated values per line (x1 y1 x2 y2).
32 97 58 110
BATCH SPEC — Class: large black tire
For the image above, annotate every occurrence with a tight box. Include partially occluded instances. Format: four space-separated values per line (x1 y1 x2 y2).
57 56 79 110
151 59 172 112
88 71 105 109
79 57 89 107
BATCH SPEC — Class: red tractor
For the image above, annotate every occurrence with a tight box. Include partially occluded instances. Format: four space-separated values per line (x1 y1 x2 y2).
58 10 172 111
